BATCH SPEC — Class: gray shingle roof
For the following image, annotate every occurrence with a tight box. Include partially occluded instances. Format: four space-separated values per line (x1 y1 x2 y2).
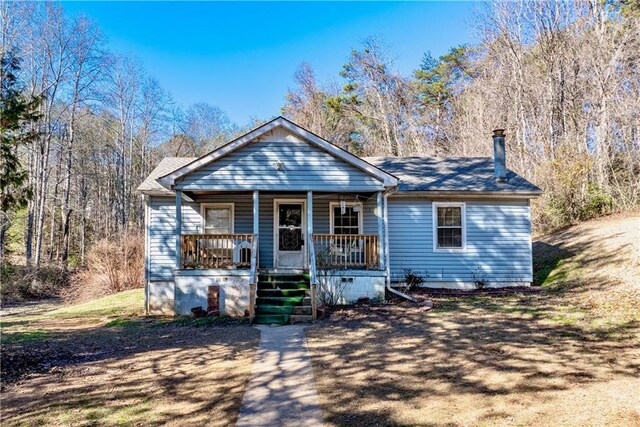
137 157 197 195
363 156 542 194
138 155 541 196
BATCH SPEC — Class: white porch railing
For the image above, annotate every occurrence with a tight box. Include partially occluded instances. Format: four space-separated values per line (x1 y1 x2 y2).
312 234 380 269
181 234 254 269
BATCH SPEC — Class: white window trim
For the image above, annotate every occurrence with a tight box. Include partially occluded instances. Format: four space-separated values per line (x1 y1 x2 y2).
329 202 363 235
200 203 235 234
432 202 466 252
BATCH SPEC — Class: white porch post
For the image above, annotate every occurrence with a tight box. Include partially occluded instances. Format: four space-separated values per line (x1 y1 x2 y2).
377 191 384 270
175 190 182 269
307 191 313 265
253 190 259 236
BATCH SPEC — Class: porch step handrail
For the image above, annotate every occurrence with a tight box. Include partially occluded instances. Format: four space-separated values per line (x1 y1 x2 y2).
249 235 259 323
181 233 254 269
312 233 380 269
309 236 318 320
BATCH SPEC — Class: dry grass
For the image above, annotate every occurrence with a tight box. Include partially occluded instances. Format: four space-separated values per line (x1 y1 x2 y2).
0 290 260 426
65 233 144 303
306 214 640 426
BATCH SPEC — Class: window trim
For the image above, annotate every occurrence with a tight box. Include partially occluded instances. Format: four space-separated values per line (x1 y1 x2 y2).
329 202 363 235
200 203 235 234
432 202 466 252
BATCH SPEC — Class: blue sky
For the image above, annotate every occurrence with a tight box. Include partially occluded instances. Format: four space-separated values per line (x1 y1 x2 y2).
63 1 477 125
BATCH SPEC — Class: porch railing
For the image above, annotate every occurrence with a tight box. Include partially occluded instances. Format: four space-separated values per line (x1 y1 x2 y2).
249 235 259 323
309 236 318 320
181 234 254 269
312 234 380 269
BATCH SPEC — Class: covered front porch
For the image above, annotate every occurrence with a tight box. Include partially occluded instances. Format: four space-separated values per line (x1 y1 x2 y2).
174 190 386 272
171 190 388 320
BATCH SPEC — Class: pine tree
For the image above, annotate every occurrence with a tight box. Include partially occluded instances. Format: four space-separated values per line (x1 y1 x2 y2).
0 51 41 253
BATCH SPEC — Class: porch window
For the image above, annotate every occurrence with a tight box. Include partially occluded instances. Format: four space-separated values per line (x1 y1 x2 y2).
201 203 234 234
433 202 466 251
330 202 362 235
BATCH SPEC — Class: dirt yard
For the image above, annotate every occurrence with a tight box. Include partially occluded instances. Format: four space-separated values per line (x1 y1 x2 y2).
306 214 640 426
0 290 260 426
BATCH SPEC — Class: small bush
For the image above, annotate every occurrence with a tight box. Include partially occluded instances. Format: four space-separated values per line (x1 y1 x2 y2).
472 267 488 290
317 270 348 307
402 268 425 291
65 233 144 302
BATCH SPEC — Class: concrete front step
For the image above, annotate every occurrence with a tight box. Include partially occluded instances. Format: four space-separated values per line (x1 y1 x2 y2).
254 313 290 325
290 314 313 323
293 305 312 315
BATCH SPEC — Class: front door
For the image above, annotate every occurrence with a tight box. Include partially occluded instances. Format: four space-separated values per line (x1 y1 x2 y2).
274 200 306 268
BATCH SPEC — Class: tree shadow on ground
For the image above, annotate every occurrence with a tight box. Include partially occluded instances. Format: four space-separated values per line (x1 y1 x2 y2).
306 295 640 426
1 319 260 426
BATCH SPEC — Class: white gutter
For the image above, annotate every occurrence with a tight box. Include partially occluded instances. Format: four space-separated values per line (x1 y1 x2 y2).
383 189 416 302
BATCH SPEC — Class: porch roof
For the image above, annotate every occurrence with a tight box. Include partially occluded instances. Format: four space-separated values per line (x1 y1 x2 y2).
137 157 196 196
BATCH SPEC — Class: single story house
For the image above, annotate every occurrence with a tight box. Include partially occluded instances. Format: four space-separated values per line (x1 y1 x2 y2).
137 116 541 323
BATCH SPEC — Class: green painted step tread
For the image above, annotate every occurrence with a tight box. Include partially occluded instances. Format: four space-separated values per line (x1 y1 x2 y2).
257 289 308 296
256 305 295 314
258 282 310 290
256 296 304 306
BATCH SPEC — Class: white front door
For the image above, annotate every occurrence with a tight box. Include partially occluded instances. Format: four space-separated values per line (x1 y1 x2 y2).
274 200 306 268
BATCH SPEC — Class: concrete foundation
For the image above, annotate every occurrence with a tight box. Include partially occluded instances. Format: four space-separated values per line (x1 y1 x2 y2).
174 270 251 316
316 269 386 305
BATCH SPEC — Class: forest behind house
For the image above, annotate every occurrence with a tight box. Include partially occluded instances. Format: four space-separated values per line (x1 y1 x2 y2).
1 0 639 301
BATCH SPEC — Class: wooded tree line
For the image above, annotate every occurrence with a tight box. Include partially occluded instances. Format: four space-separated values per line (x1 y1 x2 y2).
283 0 640 230
1 2 237 271
1 0 639 276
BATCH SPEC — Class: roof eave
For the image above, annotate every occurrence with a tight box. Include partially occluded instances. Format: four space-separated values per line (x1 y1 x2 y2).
391 190 543 199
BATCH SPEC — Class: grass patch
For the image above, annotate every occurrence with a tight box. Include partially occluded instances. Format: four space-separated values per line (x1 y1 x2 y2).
104 318 141 328
47 289 143 319
2 330 48 344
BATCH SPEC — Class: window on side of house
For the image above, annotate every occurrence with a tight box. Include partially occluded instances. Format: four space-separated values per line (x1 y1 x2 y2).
330 203 362 235
433 202 465 250
202 203 234 234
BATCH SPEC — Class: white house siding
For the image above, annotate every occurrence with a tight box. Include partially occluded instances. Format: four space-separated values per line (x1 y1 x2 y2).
387 197 532 285
174 127 385 192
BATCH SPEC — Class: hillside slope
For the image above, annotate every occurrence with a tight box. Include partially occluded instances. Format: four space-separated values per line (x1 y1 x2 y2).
533 212 640 330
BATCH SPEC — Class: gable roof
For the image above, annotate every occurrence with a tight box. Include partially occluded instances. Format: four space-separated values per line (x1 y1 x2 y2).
157 116 398 190
364 156 542 196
